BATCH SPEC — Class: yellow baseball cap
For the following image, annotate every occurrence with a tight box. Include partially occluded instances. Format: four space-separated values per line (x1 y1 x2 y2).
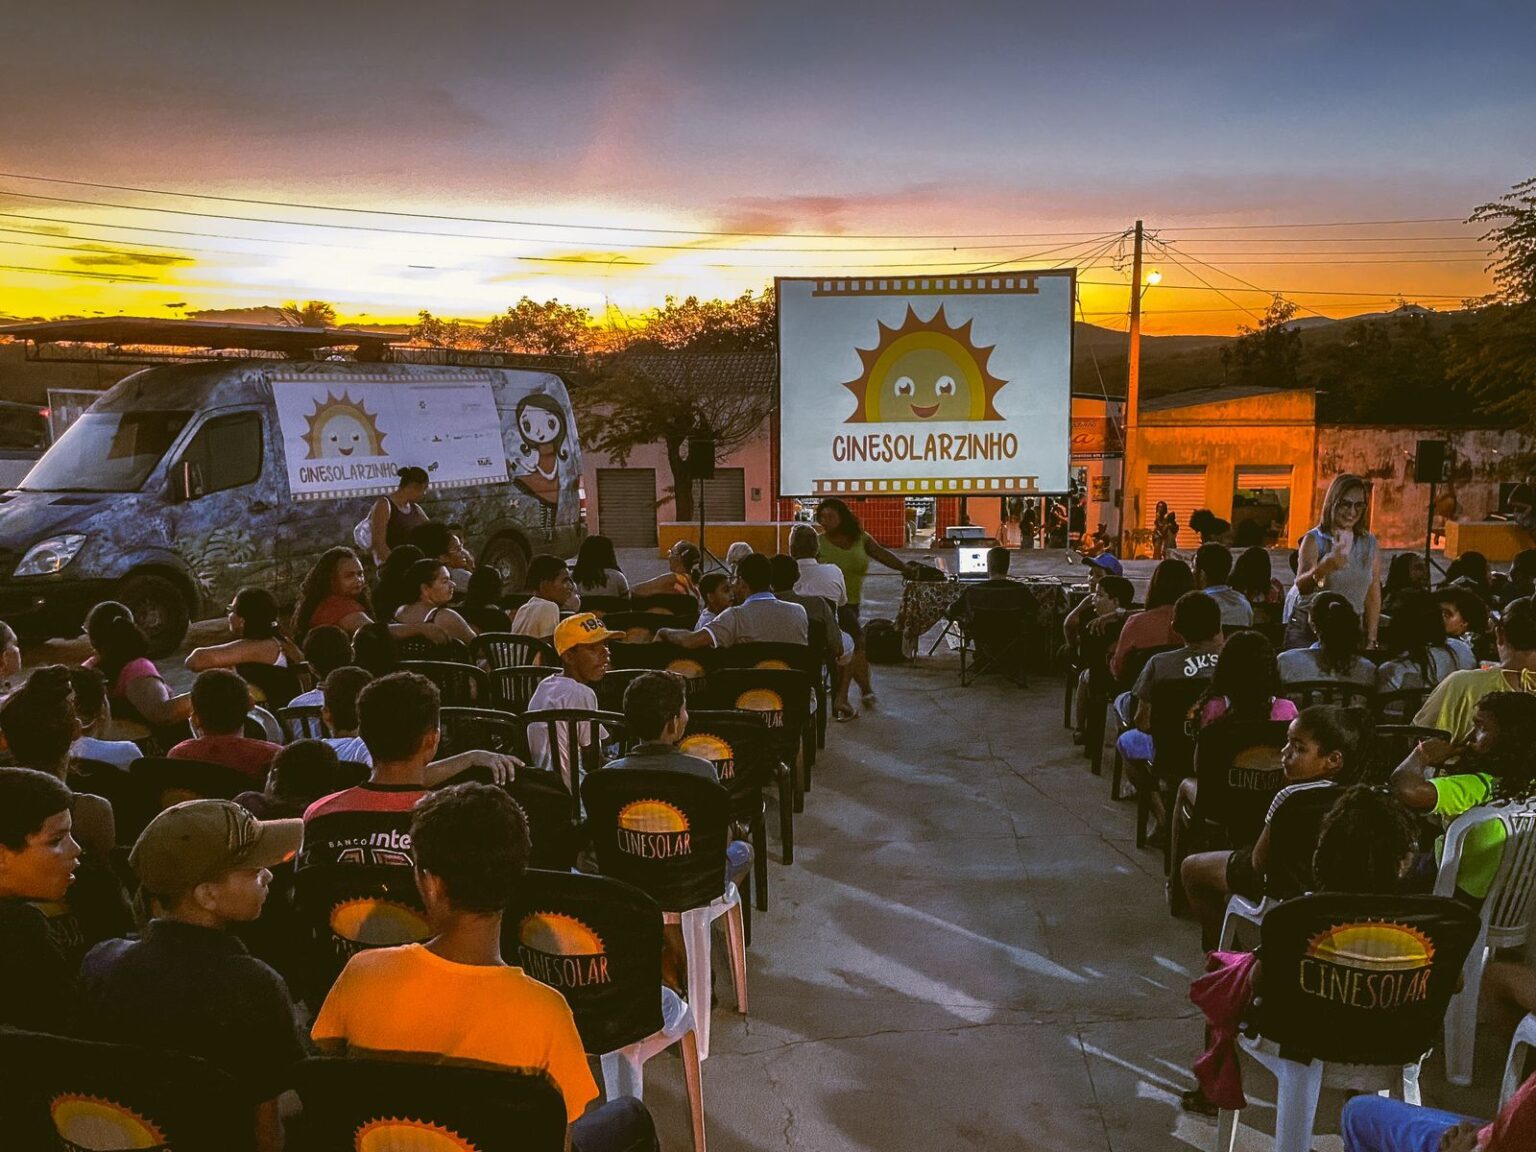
554 612 624 656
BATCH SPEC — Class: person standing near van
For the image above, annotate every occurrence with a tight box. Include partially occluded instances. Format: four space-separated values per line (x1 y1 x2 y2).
366 467 430 567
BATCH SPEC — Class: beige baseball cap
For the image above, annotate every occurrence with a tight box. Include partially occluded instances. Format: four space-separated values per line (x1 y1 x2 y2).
130 799 303 897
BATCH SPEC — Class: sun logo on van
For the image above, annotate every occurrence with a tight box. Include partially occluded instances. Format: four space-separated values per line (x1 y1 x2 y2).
302 391 388 460
842 305 1007 424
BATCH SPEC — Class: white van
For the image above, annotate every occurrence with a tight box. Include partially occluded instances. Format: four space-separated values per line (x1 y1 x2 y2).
0 359 584 652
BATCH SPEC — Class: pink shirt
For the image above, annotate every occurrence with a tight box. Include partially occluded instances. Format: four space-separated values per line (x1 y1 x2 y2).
1199 696 1299 728
1110 605 1180 680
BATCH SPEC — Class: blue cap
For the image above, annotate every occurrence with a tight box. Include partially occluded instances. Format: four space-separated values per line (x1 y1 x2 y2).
1087 553 1124 576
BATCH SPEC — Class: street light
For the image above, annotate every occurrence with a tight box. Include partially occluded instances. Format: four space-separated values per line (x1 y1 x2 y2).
1140 269 1162 299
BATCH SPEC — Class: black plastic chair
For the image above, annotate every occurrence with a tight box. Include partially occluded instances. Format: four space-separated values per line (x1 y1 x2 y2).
69 758 159 846
1217 893 1482 1150
396 635 460 663
0 1029 255 1152
602 611 694 642
632 592 701 626
236 660 305 709
523 707 624 823
683 708 777 899
607 642 714 701
436 759 580 873
399 659 492 707
1191 718 1290 850
276 704 326 743
438 706 528 759
593 667 653 715
472 632 557 670
490 665 557 714
1096 642 1179 779
129 755 258 808
702 667 813 815
715 642 822 775
577 594 632 618
1139 678 1210 863
292 1057 567 1152
1374 685 1430 723
506 870 704 1149
1282 679 1375 710
1368 723 1453 785
292 864 430 1005
581 766 747 1059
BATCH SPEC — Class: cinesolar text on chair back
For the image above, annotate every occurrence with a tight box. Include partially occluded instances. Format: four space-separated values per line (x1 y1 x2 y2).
292 1057 567 1152
398 659 491 708
681 709 774 793
702 667 812 764
1282 679 1375 711
1193 718 1290 848
277 704 326 743
490 665 557 714
507 869 665 1055
292 864 431 1003
582 767 731 913
473 632 557 670
1253 892 1480 1066
438 706 527 759
0 1028 255 1152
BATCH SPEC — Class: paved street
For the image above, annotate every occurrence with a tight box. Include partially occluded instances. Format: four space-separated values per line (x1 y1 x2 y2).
25 545 1512 1149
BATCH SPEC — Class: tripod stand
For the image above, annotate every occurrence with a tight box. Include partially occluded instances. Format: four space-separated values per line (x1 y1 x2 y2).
695 475 727 574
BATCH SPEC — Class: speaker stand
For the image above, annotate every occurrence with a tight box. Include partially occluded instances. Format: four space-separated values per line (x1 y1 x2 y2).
696 476 727 574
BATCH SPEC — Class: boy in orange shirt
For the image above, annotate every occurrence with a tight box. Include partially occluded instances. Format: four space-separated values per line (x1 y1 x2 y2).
312 782 657 1151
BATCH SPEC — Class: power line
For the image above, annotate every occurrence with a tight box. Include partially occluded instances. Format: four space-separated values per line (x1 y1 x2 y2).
0 262 157 283
1077 278 1469 299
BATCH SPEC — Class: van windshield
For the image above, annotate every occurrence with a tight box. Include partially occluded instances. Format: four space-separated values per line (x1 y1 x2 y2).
21 411 191 492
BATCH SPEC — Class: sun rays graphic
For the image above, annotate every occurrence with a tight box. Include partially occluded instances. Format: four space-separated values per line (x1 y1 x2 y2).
301 391 388 460
841 305 1008 424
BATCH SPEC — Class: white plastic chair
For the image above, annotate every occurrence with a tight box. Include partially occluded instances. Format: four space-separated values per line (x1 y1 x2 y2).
666 880 748 1061
1500 1012 1536 1109
1216 1040 1423 1152
1217 893 1276 952
600 988 706 1152
1434 800 1536 1086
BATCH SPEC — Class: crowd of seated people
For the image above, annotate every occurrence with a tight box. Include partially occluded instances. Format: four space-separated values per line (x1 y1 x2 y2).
0 515 874 1149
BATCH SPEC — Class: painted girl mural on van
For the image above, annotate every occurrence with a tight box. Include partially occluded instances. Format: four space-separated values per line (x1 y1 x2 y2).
511 392 569 508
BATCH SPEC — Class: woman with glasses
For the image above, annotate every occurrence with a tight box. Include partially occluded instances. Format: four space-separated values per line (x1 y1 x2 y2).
1287 473 1381 650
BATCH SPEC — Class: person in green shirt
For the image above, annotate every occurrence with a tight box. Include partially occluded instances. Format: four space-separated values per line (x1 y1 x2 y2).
815 498 923 720
1391 690 1536 900
1414 596 1536 740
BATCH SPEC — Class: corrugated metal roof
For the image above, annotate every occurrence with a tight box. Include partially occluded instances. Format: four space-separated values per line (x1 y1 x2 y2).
0 317 401 354
1141 384 1299 412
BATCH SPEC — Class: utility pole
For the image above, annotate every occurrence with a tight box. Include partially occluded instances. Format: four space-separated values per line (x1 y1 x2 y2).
1120 220 1144 557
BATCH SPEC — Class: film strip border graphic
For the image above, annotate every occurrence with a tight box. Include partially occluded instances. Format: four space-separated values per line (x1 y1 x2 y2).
293 476 489 502
813 477 1041 495
810 275 1043 297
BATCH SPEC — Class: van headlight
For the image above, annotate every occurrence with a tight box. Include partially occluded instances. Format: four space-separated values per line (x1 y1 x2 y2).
15 534 87 576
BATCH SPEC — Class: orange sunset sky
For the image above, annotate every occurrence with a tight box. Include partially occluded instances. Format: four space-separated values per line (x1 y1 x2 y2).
1 2 1530 336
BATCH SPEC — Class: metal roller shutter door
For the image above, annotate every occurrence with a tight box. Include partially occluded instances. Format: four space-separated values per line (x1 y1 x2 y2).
698 467 746 522
1144 467 1206 550
597 468 658 548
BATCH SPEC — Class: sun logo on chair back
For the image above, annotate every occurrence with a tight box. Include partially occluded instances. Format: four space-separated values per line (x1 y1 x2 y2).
666 658 705 679
516 911 612 989
50 1094 165 1150
734 689 784 728
1299 921 1437 1010
356 1117 479 1151
616 799 692 859
329 898 432 956
754 659 791 671
681 733 735 781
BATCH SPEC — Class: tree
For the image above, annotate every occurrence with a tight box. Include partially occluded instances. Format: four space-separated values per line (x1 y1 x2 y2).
1220 295 1302 391
631 288 776 353
482 297 592 355
1448 175 1536 443
279 300 337 328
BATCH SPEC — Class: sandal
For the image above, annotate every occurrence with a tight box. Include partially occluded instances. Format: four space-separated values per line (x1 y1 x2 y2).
833 705 857 723
861 692 879 709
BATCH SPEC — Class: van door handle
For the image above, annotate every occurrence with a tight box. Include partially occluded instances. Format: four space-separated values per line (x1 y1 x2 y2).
249 500 273 513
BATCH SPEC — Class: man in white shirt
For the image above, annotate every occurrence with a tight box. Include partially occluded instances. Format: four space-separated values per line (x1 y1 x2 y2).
526 613 622 788
509 555 580 640
790 524 847 606
657 554 807 649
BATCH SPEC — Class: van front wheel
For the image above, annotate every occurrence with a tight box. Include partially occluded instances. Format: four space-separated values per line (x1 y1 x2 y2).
117 573 191 657
480 534 528 595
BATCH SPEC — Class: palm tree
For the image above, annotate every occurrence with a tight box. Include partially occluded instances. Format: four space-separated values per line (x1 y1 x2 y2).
279 300 338 328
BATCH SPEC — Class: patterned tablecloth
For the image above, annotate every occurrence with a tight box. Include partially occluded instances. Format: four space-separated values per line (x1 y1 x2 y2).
895 578 1074 661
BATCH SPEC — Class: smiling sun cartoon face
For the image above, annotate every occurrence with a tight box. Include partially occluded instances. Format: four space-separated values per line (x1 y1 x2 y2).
842 305 1008 423
302 392 388 460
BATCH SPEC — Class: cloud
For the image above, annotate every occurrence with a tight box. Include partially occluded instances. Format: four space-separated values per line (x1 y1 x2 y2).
68 246 193 268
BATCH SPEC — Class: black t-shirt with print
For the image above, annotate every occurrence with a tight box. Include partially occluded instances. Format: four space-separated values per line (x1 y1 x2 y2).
0 897 74 1032
1265 780 1343 900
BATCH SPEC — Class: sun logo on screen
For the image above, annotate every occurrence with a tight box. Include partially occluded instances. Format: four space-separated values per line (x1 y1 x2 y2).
50 1094 166 1149
518 912 606 956
1307 922 1436 971
842 305 1007 423
302 391 388 460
